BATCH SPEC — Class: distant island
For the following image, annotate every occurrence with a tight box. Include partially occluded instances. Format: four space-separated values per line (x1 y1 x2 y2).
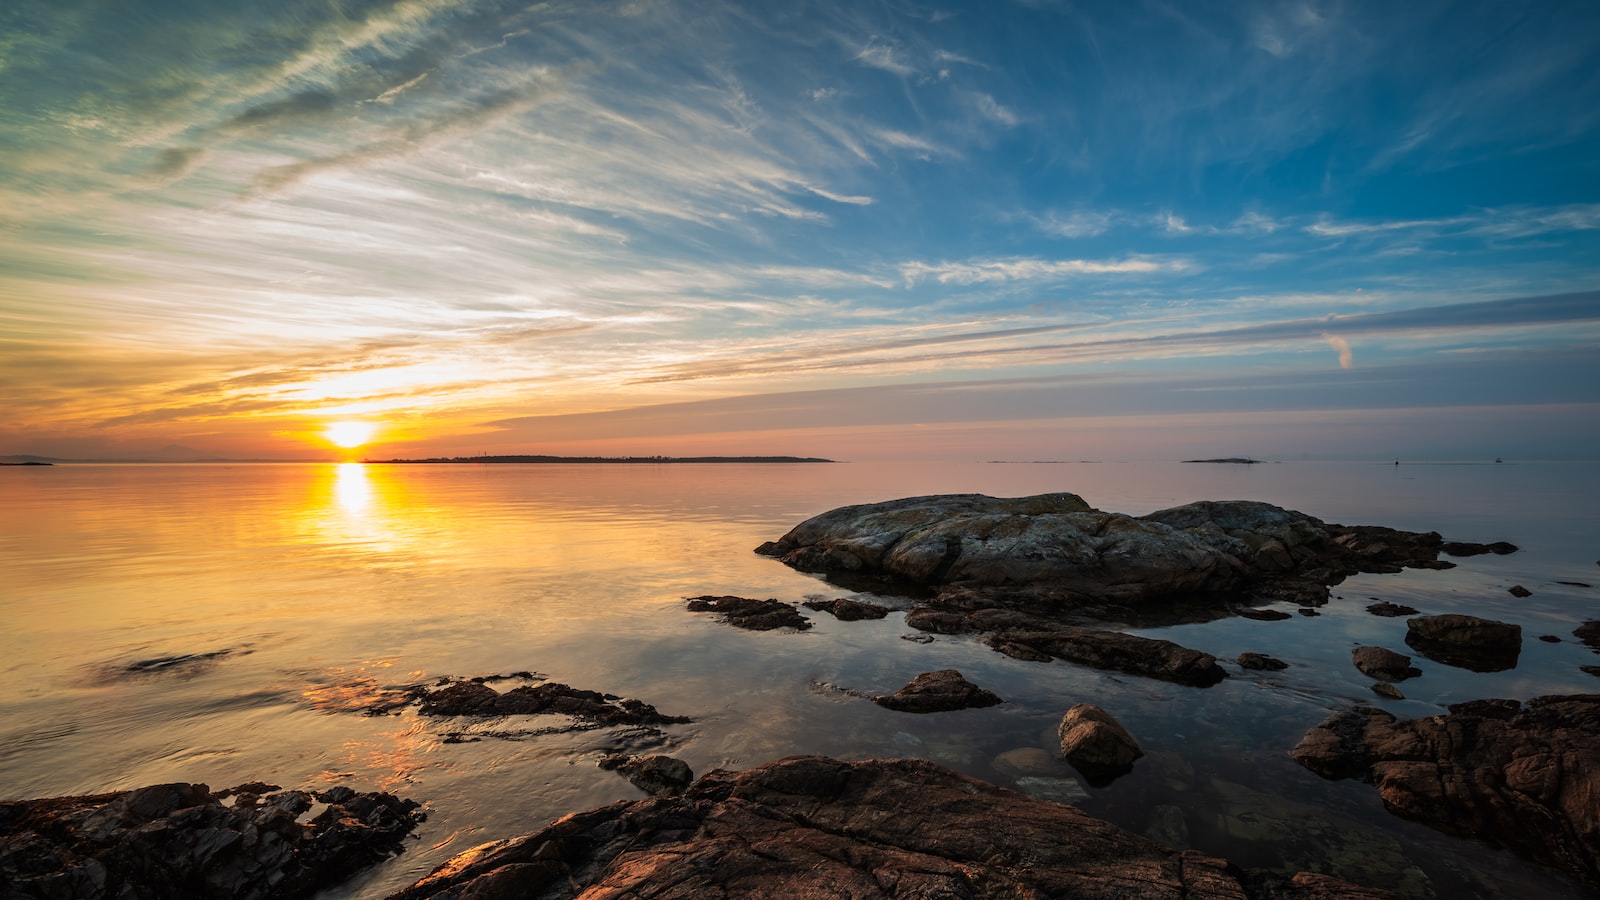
1181 457 1263 464
0 460 53 466
369 455 836 464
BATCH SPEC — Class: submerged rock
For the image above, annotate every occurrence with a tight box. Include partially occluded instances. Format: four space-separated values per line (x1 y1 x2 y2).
1290 694 1600 889
871 669 1002 713
387 755 1397 899
756 492 1494 619
598 754 694 797
1058 704 1143 783
685 595 811 630
0 782 421 900
1404 614 1522 672
1366 601 1420 617
1238 652 1289 671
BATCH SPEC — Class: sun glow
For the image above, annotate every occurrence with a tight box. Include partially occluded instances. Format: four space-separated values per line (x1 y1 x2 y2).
326 421 376 448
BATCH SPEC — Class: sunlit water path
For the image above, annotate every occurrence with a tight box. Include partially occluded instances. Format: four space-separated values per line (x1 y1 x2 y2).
3 460 1597 897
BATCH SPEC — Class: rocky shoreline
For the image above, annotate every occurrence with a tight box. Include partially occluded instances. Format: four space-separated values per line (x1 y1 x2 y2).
7 491 1593 899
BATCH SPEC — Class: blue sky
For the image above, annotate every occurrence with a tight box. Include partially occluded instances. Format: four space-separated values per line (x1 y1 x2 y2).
2 0 1597 460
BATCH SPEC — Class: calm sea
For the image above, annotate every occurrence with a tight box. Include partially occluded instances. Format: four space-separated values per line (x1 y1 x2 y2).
3 460 1597 897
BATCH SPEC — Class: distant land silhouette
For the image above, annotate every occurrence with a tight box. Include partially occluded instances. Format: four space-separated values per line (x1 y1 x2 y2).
1181 457 1264 464
369 455 836 464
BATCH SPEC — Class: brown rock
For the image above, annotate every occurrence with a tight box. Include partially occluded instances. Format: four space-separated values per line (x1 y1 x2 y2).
1351 646 1421 682
1058 704 1143 782
1290 694 1600 889
992 627 1228 687
387 755 1397 900
871 669 1002 713
417 679 689 726
1508 584 1533 598
1366 600 1419 617
1404 614 1522 672
598 754 694 797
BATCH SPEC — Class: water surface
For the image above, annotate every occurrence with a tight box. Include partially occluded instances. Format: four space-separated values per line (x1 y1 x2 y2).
2 460 1597 897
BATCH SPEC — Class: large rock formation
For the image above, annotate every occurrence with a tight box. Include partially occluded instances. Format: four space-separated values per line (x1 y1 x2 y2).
1290 694 1600 889
388 755 1395 899
0 782 421 899
757 493 1495 616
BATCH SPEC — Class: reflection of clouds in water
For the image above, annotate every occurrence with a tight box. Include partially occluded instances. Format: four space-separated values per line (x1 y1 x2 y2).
334 462 371 513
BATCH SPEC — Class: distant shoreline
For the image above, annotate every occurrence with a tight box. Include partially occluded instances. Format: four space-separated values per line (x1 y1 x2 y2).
367 455 837 464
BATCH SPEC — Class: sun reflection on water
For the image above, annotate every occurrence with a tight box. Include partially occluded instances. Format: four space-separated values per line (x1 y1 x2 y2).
334 462 371 514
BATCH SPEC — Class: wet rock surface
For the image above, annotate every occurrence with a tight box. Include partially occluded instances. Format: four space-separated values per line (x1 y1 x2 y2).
386 755 1397 900
685 595 812 630
1404 614 1522 672
871 669 1002 713
1058 704 1143 783
1290 694 1600 889
1367 601 1420 617
0 781 421 900
756 493 1499 619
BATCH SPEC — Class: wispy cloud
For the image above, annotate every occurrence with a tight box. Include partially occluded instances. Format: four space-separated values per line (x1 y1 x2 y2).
901 256 1193 286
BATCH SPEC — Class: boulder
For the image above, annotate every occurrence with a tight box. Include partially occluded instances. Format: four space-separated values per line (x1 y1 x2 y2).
871 669 1002 713
1350 646 1421 682
756 493 1494 617
0 782 421 900
386 755 1397 899
1290 695 1600 889
1404 614 1522 672
416 679 689 726
1058 704 1143 782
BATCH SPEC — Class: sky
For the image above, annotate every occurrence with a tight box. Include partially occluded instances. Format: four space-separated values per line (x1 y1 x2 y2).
2 0 1598 462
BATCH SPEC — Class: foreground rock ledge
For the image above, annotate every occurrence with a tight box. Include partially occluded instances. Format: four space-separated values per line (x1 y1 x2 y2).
757 493 1508 615
0 782 422 900
1290 694 1600 889
389 755 1393 899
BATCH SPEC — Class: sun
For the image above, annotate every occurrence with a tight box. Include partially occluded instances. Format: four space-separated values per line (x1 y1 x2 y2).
325 421 376 449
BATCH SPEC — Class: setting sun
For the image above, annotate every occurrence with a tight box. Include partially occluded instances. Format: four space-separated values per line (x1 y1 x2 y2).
325 421 376 448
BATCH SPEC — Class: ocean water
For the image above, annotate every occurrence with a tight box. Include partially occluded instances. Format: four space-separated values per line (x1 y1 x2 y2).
2 459 1597 898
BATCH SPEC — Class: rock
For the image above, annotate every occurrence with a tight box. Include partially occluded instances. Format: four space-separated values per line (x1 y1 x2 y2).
1508 584 1533 598
1371 682 1404 700
1540 634 1562 643
1290 695 1600 889
1238 652 1288 670
1577 621 1600 651
1584 665 1600 677
1404 614 1522 672
0 782 421 900
992 746 1060 777
1439 540 1519 556
756 493 1493 621
1012 776 1091 805
686 595 811 630
988 626 1228 687
1145 804 1191 849
1234 606 1293 621
598 754 694 796
387 755 1397 900
871 669 1002 713
802 597 889 620
1058 703 1143 783
416 679 689 726
1366 601 1419 617
1351 646 1421 682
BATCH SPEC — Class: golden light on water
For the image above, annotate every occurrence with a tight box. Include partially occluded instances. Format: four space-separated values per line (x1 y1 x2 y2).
326 421 376 448
333 462 372 513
